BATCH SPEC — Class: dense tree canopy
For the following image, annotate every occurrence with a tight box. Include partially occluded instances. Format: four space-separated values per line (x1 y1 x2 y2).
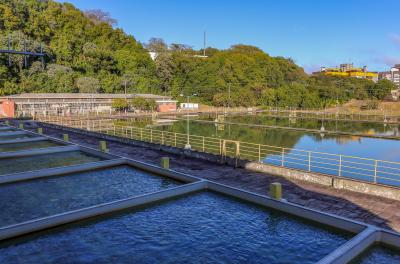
0 0 395 108
0 0 157 96
148 40 393 108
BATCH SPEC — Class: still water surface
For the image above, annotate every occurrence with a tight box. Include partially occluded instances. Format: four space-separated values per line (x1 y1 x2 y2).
117 115 400 162
0 192 351 264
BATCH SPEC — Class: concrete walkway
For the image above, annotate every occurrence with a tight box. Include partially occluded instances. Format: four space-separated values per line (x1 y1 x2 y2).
25 122 400 233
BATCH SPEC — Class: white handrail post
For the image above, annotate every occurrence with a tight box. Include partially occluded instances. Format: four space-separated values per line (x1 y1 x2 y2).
308 151 311 171
258 144 261 162
202 137 205 152
338 155 342 177
374 160 378 184
281 148 285 166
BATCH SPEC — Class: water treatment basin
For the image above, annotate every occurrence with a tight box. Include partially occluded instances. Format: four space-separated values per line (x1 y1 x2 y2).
0 165 182 227
0 140 64 152
0 133 38 141
0 151 104 175
0 191 352 264
0 128 17 132
351 244 400 263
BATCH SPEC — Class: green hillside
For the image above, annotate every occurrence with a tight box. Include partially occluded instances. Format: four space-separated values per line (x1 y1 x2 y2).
0 0 157 95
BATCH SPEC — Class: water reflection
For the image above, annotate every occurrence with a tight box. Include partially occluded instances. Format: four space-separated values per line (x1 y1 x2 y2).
115 115 400 162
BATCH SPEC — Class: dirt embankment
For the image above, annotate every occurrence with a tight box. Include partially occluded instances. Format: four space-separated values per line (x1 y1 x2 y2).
328 99 400 115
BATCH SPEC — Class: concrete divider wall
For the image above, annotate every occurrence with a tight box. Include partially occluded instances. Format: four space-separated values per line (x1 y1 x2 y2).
0 181 207 241
245 162 334 186
40 122 400 201
333 178 400 201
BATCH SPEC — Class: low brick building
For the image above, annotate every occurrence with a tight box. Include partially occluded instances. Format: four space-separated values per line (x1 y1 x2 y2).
156 100 178 112
0 93 177 117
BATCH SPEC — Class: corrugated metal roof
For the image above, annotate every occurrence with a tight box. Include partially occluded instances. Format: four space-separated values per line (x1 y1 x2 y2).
0 93 171 100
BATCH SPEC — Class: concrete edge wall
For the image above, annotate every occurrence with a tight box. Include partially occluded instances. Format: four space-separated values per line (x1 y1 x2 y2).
206 181 367 234
12 124 122 161
245 162 334 186
332 177 400 201
246 162 400 201
0 145 79 159
125 159 203 183
39 122 400 202
0 127 16 131
20 127 123 161
0 181 206 241
207 181 400 264
0 137 49 145
317 227 379 264
0 159 126 185
327 230 400 263
0 131 26 136
380 230 400 249
76 145 121 160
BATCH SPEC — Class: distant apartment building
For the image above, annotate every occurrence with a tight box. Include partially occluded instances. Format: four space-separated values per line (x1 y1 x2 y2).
314 63 379 82
379 65 400 88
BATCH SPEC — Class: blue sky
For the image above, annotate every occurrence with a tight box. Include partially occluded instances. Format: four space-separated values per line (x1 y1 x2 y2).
61 0 400 73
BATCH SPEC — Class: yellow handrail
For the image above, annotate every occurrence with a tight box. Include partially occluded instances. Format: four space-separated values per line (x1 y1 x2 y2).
37 115 400 187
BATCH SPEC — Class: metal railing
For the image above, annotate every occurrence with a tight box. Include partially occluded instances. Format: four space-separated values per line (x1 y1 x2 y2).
259 107 400 123
19 105 255 120
38 116 400 188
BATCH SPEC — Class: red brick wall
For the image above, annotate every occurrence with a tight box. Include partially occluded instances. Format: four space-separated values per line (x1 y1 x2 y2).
0 101 15 117
157 102 177 112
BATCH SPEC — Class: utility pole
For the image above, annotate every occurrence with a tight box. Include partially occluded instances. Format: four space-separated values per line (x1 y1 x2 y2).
228 83 231 110
180 93 197 149
203 31 206 57
186 95 190 148
8 36 11 67
40 44 44 69
23 40 27 68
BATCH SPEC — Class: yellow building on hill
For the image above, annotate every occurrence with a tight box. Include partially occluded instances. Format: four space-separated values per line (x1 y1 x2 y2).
315 63 378 82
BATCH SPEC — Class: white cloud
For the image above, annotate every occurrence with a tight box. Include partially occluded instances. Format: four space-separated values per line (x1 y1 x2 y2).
389 33 400 46
373 56 400 67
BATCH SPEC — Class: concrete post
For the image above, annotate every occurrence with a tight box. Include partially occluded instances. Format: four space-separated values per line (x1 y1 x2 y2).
63 134 69 142
160 157 170 170
37 127 43 135
99 140 109 153
18 123 24 129
269 182 282 200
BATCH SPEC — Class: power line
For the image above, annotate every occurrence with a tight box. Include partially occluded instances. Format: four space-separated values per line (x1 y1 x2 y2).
0 35 46 68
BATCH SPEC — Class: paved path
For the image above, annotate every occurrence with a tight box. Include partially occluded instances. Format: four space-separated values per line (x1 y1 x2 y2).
26 122 400 233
